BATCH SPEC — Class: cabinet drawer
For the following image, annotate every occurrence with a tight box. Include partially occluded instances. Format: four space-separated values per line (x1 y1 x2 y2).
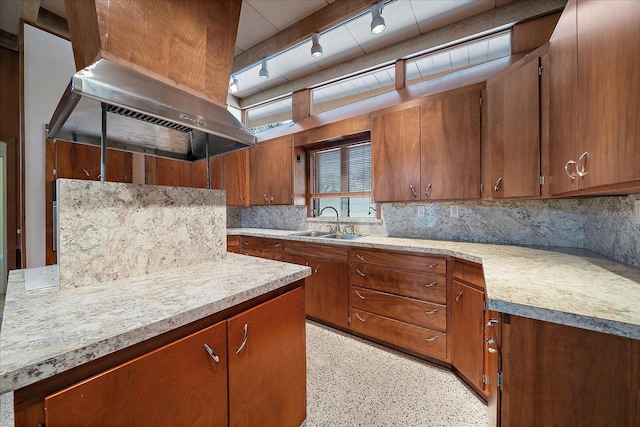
350 309 447 361
351 287 446 332
453 260 484 290
284 240 349 261
227 235 240 248
240 236 283 251
241 248 283 261
350 248 447 275
350 262 446 304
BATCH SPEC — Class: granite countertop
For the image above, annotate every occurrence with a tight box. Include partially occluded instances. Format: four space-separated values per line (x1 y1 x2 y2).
229 228 640 340
0 253 310 394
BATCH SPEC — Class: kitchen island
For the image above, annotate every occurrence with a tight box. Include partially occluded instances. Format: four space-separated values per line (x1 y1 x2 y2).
0 253 311 425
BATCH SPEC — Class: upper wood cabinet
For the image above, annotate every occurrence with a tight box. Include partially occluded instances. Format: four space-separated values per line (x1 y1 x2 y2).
221 149 249 206
486 57 541 199
153 157 192 187
64 0 242 105
372 86 481 202
549 0 640 195
249 136 293 205
190 156 222 189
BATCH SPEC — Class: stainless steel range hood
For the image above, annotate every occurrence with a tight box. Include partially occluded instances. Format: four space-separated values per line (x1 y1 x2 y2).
47 58 256 161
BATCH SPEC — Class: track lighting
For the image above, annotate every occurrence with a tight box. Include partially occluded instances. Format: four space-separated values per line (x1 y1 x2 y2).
259 58 269 79
229 75 239 93
311 33 323 58
370 1 386 35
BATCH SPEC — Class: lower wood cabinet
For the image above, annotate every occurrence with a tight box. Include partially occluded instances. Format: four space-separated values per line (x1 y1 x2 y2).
19 286 306 427
239 236 283 261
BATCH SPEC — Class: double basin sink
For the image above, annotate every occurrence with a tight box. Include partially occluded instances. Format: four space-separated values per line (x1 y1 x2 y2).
292 231 363 240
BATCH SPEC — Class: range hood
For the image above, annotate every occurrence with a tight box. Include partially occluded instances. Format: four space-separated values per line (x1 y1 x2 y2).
47 58 256 161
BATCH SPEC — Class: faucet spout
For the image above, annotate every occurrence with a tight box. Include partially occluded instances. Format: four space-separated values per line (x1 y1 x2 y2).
320 206 340 234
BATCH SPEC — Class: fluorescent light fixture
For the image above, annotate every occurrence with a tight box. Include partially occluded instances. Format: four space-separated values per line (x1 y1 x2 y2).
311 33 323 58
259 58 269 79
229 76 239 93
370 1 386 35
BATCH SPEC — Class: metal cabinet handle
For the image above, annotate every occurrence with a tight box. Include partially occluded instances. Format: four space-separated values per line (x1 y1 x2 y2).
425 281 438 288
485 318 499 354
270 195 275 203
204 343 220 363
243 240 249 246
424 183 432 197
356 254 365 261
425 336 439 342
264 194 268 202
239 195 244 203
274 255 281 260
410 184 418 197
274 243 281 248
355 268 365 277
425 308 439 315
355 290 366 300
425 263 438 270
493 177 503 192
242 250 249 256
564 160 577 181
314 264 321 273
576 151 589 177
486 338 498 353
355 313 366 322
82 168 90 177
235 324 248 354
455 291 463 302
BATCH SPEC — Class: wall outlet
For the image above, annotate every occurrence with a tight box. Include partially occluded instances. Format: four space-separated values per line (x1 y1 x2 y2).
450 205 459 218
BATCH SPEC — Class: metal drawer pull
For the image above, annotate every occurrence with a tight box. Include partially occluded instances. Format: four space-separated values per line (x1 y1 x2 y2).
576 151 589 177
356 254 365 261
355 268 366 277
355 290 366 300
264 194 268 202
235 324 248 354
204 344 220 363
486 338 497 353
239 195 244 203
494 177 503 192
425 336 439 342
425 281 438 288
355 313 366 322
410 184 418 197
242 251 248 256
455 291 463 302
425 308 439 315
82 168 90 177
564 160 577 181
274 255 281 260
270 195 275 203
424 183 432 196
274 243 280 248
425 263 438 270
243 241 249 246
314 264 321 273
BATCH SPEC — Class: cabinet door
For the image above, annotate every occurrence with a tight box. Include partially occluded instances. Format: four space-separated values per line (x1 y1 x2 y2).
155 157 192 187
549 0 579 194
372 106 421 202
310 259 349 329
577 0 640 189
284 254 314 317
190 156 222 189
55 140 98 180
487 60 541 199
420 89 481 200
228 287 306 427
104 149 133 183
249 136 293 205
451 280 485 392
222 149 249 205
44 321 228 426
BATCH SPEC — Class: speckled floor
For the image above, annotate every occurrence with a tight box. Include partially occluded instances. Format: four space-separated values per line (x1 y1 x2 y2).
0 320 488 427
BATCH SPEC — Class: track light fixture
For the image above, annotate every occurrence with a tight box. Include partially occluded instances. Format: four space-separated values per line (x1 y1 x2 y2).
311 33 323 58
370 1 386 35
259 58 269 79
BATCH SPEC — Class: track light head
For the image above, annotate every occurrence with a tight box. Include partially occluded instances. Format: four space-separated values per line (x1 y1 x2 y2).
229 76 239 93
311 33 323 58
370 2 386 35
259 58 269 79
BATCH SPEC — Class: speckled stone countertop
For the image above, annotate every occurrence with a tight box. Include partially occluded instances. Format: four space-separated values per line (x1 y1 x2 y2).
229 228 640 340
0 253 310 394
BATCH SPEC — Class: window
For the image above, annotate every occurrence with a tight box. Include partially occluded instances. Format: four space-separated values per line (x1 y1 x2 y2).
310 139 375 219
246 96 293 133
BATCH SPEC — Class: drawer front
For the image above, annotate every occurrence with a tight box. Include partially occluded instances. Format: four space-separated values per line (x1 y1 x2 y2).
241 236 283 252
453 260 484 290
284 240 349 261
349 309 447 361
350 262 446 304
227 235 240 248
350 248 447 275
241 248 283 261
351 287 446 332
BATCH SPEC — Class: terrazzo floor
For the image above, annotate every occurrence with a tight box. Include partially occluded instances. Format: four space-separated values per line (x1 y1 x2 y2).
0 320 488 426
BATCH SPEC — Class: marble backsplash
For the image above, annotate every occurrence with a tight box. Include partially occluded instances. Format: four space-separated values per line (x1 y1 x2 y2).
229 196 640 267
58 179 227 289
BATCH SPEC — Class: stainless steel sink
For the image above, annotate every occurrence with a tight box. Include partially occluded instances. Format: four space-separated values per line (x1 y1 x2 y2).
291 231 332 237
320 233 363 240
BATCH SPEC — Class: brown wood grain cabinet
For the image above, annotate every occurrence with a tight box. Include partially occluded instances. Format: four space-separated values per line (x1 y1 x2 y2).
372 86 481 202
549 0 640 195
348 247 449 362
221 149 250 206
249 136 293 205
486 57 541 199
284 241 349 329
190 156 222 189
154 157 192 187
239 236 284 261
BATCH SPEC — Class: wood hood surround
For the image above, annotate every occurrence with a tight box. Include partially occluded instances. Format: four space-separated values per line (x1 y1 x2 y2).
64 0 242 107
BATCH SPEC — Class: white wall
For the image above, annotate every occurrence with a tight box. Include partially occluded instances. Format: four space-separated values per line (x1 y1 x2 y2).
24 24 75 267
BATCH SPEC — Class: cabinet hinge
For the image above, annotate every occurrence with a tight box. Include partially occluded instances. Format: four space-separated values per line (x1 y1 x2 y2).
479 97 483 107
540 175 545 186
480 182 484 193
483 300 487 311
348 315 351 325
53 168 57 178
538 65 543 76
498 372 502 389
483 373 487 385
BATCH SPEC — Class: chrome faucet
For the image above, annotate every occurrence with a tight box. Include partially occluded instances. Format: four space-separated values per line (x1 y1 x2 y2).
320 206 340 235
